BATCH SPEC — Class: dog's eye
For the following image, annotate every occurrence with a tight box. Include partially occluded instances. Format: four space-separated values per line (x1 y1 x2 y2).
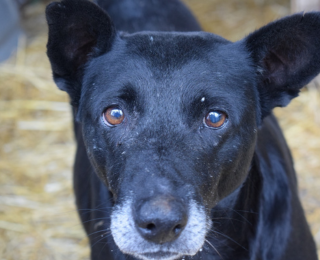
103 107 124 126
204 111 227 128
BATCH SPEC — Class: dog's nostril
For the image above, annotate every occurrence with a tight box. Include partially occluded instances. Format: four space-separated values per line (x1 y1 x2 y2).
146 223 156 231
135 196 188 244
173 224 182 234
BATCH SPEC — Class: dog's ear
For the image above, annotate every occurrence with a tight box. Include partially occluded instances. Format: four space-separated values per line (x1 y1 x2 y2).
244 12 320 118
46 0 115 105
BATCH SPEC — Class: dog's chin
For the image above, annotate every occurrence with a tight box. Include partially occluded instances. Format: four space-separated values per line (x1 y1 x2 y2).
134 251 182 260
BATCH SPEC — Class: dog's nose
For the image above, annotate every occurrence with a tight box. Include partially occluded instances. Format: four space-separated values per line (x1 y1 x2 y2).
134 196 188 244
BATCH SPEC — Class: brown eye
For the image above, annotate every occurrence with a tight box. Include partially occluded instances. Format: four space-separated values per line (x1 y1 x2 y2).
205 111 227 128
103 107 124 126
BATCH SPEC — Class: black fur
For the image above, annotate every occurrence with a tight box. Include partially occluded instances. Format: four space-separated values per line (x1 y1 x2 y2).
46 1 319 260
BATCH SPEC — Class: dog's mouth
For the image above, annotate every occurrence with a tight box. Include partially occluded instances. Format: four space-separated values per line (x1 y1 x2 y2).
138 251 181 260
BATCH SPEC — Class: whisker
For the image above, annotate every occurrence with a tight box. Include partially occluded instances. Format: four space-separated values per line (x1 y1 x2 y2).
211 217 249 225
212 208 257 214
88 228 110 237
99 231 112 238
233 209 257 214
212 209 252 226
229 210 252 226
205 239 223 259
91 232 112 248
78 208 112 212
98 236 114 259
211 230 247 251
82 217 111 225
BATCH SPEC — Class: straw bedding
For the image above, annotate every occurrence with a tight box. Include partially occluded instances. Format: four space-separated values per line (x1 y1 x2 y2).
0 0 319 259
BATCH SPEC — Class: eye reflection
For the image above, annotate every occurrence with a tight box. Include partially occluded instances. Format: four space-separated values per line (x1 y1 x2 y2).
205 111 227 128
103 107 124 126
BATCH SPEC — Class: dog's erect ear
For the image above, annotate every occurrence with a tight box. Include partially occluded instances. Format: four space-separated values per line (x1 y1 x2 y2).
46 0 115 105
244 12 320 118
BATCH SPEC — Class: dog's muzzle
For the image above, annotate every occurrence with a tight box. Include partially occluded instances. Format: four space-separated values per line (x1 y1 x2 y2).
111 196 211 260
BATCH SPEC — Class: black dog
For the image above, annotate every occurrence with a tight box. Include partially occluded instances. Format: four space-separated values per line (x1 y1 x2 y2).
46 0 319 259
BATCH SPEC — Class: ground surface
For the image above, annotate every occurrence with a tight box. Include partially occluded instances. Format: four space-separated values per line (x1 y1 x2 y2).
0 0 319 259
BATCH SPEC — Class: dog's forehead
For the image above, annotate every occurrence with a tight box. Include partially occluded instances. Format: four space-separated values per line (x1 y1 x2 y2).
83 31 256 119
123 31 227 68
96 32 251 80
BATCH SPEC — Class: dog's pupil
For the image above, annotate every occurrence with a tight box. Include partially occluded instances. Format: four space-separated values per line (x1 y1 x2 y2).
209 112 222 123
110 109 123 119
104 107 124 126
205 111 227 128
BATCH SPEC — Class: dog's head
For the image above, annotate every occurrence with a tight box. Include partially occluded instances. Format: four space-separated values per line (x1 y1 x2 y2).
46 1 320 259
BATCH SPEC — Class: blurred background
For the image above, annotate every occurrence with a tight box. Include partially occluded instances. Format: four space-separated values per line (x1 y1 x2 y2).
0 0 319 259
